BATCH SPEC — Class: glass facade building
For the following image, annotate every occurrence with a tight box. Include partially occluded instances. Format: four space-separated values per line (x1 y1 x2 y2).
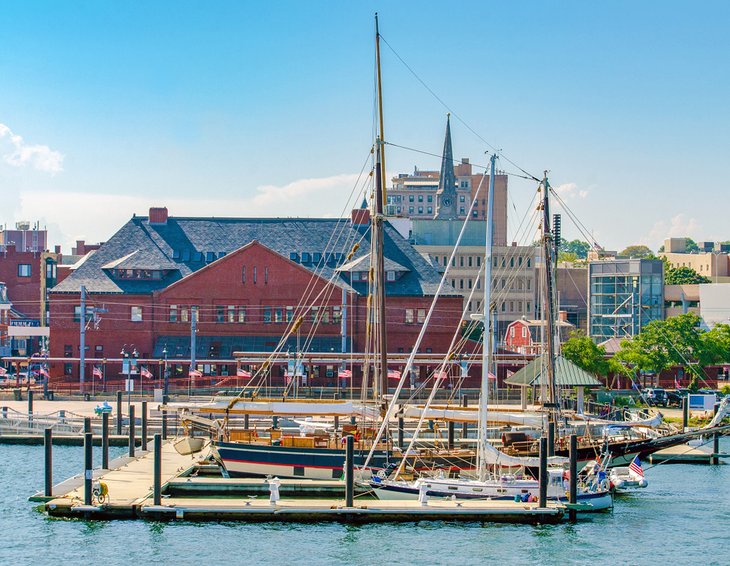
589 259 664 340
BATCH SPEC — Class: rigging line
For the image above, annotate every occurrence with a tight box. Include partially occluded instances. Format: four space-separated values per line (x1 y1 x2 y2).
383 140 533 181
378 34 541 182
549 187 602 249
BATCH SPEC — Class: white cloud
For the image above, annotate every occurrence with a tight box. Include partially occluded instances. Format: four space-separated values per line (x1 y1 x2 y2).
554 182 588 199
643 213 701 249
0 123 64 173
15 173 364 252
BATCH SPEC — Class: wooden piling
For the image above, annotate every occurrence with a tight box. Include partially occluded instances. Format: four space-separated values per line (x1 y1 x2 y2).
712 431 720 465
84 432 93 505
682 397 689 430
141 401 148 451
538 437 547 508
461 394 468 438
447 421 455 450
244 413 250 430
116 391 123 435
161 410 168 440
128 404 136 458
398 416 404 449
334 415 339 430
153 433 162 506
84 416 91 434
345 434 354 507
101 412 110 469
569 434 577 521
44 428 53 498
28 390 33 419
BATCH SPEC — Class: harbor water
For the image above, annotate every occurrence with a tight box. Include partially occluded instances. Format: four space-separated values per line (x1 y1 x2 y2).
1 440 728 566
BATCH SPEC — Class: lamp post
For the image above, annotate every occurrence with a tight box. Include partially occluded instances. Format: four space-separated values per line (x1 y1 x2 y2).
162 345 169 403
121 346 138 412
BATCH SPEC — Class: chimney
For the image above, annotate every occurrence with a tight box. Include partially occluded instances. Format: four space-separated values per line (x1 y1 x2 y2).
54 245 61 254
149 207 169 225
351 208 370 227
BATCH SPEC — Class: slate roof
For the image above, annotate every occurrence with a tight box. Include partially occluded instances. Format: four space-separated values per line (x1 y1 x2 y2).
504 355 602 387
51 216 452 297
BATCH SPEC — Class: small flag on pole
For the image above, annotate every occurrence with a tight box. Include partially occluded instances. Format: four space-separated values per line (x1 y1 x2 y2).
337 369 352 379
674 376 680 389
387 369 401 380
141 367 154 379
39 367 50 378
189 369 203 378
237 368 252 378
92 366 103 379
488 371 497 381
629 455 644 478
434 370 448 381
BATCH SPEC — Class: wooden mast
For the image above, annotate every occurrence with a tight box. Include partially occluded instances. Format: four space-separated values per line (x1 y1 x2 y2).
373 12 388 400
540 172 559 440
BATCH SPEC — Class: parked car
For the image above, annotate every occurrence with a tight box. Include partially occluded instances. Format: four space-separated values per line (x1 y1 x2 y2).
666 390 685 407
644 387 668 407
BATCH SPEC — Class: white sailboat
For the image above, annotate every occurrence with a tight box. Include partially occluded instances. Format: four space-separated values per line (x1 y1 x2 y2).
368 163 613 511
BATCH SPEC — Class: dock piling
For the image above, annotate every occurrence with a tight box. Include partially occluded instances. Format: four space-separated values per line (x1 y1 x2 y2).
682 397 689 431
447 421 455 450
101 412 110 469
44 428 53 498
162 410 168 440
345 434 354 507
141 401 148 451
711 431 720 465
128 404 136 458
334 415 339 430
84 416 91 434
398 416 404 449
272 415 279 429
84 432 93 505
153 433 162 506
461 394 468 438
28 390 33 421
243 413 250 430
116 391 123 435
569 434 577 521
538 437 547 508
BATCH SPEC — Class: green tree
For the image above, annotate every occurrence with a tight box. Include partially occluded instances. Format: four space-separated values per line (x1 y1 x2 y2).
665 265 711 285
613 313 725 388
561 239 590 259
561 331 609 375
619 244 654 258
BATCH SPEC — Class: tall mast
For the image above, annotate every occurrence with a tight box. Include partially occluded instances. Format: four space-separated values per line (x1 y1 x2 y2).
540 172 559 434
477 154 497 481
373 13 388 400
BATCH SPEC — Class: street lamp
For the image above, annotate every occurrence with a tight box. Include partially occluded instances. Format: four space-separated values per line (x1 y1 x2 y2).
121 345 138 411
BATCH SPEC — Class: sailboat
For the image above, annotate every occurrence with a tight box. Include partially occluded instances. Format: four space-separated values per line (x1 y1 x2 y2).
366 165 613 511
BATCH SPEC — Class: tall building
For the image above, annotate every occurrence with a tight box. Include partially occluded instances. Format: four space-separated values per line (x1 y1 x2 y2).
659 237 730 282
588 258 664 340
385 116 508 244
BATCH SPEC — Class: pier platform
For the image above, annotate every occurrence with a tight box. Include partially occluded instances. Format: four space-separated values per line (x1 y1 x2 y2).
649 443 729 465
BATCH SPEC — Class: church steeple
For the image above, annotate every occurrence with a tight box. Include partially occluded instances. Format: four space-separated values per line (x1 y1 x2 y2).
434 114 458 220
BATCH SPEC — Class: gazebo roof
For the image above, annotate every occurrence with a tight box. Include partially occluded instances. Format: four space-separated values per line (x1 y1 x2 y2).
505 355 602 387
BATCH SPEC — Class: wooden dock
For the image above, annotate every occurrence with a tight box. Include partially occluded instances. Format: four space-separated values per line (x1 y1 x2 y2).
38 439 564 524
649 443 729 465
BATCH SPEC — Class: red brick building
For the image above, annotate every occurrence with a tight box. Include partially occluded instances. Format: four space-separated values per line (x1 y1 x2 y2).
48 207 464 386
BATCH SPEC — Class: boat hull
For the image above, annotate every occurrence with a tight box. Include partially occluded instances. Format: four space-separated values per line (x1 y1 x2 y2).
212 440 393 480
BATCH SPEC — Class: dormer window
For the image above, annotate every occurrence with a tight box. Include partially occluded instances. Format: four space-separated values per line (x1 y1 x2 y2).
386 271 396 282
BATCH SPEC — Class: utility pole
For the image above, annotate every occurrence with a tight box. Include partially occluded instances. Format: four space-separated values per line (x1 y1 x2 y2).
79 285 86 392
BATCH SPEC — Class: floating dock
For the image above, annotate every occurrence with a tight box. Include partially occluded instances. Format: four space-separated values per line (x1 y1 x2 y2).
649 443 729 465
35 440 564 524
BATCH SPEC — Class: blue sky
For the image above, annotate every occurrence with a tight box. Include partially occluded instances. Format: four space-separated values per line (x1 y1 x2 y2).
1 1 728 251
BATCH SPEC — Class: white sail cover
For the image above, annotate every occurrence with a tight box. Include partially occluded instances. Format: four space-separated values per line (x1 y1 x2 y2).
705 396 730 429
198 400 380 419
402 406 546 428
574 412 664 428
481 438 569 468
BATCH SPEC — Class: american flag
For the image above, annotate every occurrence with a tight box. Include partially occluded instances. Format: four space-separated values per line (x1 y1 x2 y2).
387 369 401 380
434 370 448 381
629 455 644 478
674 376 681 389
189 369 203 378
92 366 103 379
237 368 252 378
140 367 154 379
488 371 497 381
337 369 352 379
39 367 50 378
